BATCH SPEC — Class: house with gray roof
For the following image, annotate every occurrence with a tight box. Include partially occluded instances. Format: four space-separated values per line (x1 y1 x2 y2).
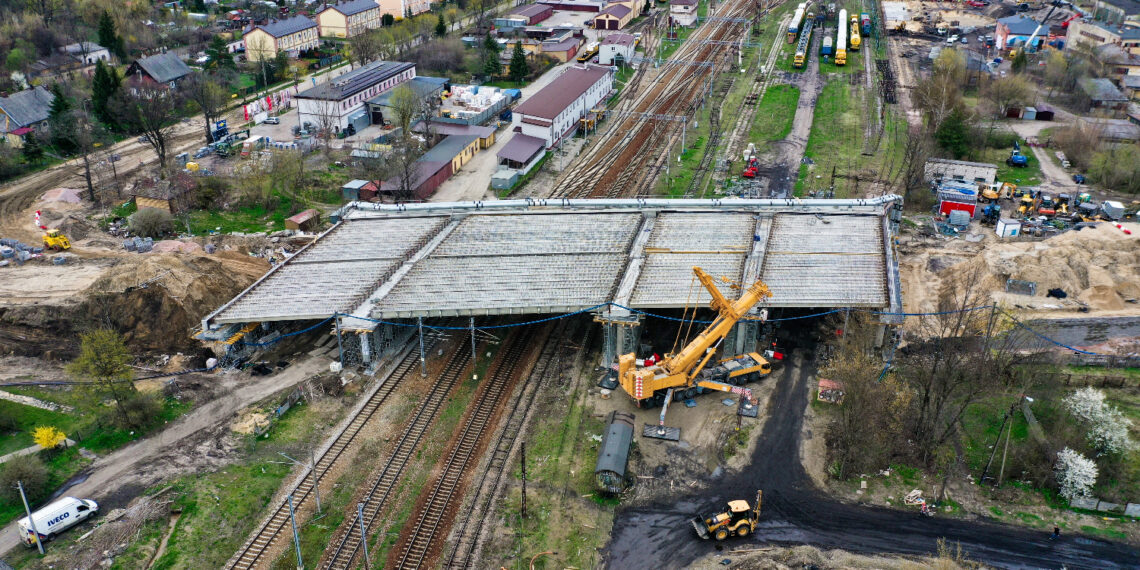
127 52 193 87
0 86 55 147
244 15 319 61
1081 77 1130 111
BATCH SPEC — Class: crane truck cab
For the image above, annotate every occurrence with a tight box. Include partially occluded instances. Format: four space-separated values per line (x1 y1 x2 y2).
693 490 763 540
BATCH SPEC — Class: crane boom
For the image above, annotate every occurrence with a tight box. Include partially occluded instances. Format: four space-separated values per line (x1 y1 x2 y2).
618 267 773 407
1020 6 1058 55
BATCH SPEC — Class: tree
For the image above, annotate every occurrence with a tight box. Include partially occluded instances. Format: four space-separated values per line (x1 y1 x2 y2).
1044 50 1067 97
91 59 121 125
1055 447 1097 501
934 108 971 159
900 126 933 202
1065 387 1136 456
932 48 966 85
21 135 44 164
982 75 1032 119
435 12 447 37
349 30 382 68
184 72 229 143
1087 144 1140 194
204 35 236 71
113 84 185 170
389 84 420 136
0 455 48 504
97 10 125 60
47 83 77 154
381 13 395 26
1011 48 1028 74
482 34 502 78
5 48 29 73
32 426 67 450
129 207 174 237
913 71 961 132
66 329 139 429
509 41 529 84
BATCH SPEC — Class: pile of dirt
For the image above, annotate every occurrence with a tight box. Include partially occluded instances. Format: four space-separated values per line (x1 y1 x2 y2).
913 224 1140 314
40 188 83 204
83 253 269 352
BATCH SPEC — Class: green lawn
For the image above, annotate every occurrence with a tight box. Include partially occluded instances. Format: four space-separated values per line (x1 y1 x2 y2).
773 38 807 73
0 399 84 456
979 141 1044 186
187 201 293 235
747 85 800 148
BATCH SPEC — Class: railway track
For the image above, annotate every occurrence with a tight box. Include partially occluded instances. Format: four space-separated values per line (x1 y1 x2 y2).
722 14 791 162
391 326 544 569
319 335 473 570
441 321 575 569
548 0 760 199
224 341 428 570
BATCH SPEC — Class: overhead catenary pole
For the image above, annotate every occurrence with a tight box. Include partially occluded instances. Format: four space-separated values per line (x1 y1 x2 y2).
357 502 371 570
310 448 322 514
288 493 303 570
470 317 478 380
418 316 426 377
18 481 45 555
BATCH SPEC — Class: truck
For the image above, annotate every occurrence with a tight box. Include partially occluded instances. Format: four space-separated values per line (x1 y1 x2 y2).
836 9 848 65
617 267 772 408
849 15 862 51
860 12 871 35
18 497 99 546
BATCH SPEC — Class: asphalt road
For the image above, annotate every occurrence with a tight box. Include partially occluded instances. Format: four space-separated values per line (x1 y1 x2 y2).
602 348 1140 569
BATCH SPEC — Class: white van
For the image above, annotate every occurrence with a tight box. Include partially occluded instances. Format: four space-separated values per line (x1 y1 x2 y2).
18 497 99 546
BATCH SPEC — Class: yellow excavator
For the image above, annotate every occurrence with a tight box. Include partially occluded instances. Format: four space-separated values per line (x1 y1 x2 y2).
618 267 772 409
42 229 71 251
692 490 763 540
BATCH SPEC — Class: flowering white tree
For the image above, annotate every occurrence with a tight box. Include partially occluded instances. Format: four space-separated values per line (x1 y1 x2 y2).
1055 447 1098 501
1063 387 1136 455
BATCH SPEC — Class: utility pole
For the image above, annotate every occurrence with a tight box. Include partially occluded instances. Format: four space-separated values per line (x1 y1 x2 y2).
310 448 322 514
470 317 478 380
18 481 45 555
334 315 344 367
288 493 303 570
998 400 1017 486
520 442 528 519
418 317 426 377
357 503 371 570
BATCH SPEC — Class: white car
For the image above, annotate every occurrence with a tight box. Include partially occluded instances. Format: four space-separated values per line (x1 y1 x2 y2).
264 117 280 125
18 497 99 546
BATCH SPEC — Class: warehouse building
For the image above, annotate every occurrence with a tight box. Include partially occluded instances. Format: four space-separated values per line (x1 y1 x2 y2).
297 60 416 133
494 4 554 29
923 158 998 186
512 64 613 148
377 135 481 200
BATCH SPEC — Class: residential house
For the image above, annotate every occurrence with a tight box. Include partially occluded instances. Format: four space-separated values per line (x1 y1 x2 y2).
61 42 111 66
376 0 431 19
0 86 54 148
244 15 319 61
599 33 636 65
670 0 699 27
995 15 1044 52
1067 19 1140 55
127 52 193 87
296 60 416 133
317 0 382 38
1122 74 1140 100
1097 44 1140 83
1081 77 1130 111
511 64 613 148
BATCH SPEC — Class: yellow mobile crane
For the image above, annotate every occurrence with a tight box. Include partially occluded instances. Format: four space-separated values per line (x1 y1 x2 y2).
618 267 772 410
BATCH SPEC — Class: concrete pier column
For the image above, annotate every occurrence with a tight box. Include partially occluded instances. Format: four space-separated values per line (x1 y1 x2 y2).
594 307 642 369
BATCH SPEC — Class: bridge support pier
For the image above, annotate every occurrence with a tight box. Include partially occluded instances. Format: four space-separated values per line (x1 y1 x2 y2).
725 309 767 357
595 307 642 371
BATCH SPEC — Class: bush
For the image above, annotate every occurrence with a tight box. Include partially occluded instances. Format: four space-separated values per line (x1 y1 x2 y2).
0 455 49 504
1055 447 1097 501
129 207 174 238
979 128 1019 149
118 393 164 430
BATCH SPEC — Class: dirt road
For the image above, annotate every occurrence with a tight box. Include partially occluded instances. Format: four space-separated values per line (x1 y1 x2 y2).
602 349 1140 569
0 356 330 558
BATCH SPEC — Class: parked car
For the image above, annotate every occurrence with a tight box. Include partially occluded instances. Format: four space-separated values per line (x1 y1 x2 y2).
961 36 969 43
1072 174 1086 184
264 117 280 125
18 497 99 546
137 135 150 143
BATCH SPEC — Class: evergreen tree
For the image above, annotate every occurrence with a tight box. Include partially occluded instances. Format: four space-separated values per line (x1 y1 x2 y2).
934 109 971 159
1011 49 1028 74
48 83 77 154
91 60 121 124
382 13 395 26
435 13 447 37
21 135 44 164
97 11 125 60
509 41 529 84
205 35 235 70
48 82 72 120
482 35 501 78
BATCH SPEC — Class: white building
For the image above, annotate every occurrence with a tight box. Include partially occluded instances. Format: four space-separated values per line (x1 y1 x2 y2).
511 64 613 149
61 42 111 65
924 158 998 186
296 60 415 133
670 0 699 27
599 33 636 65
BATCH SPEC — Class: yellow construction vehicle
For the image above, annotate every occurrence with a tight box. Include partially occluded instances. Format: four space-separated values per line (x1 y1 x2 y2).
618 267 772 408
692 490 763 540
1018 193 1036 217
42 229 71 251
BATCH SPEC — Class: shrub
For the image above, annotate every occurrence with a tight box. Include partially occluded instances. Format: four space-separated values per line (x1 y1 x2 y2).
32 426 67 450
0 455 49 504
128 207 174 238
118 393 164 430
1063 387 1135 456
1054 447 1097 501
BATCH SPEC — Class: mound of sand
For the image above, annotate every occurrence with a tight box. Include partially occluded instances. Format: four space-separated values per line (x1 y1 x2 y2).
40 188 83 204
152 240 204 254
941 223 1140 311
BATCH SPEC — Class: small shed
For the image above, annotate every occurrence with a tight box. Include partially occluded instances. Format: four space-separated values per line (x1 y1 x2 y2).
595 411 635 494
341 179 370 201
937 181 979 218
491 169 520 190
285 209 321 231
1005 107 1022 119
1022 106 1037 121
996 218 1021 238
1035 104 1055 121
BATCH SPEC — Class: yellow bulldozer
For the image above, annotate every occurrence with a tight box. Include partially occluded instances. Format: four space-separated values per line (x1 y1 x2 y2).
692 490 763 540
42 229 71 251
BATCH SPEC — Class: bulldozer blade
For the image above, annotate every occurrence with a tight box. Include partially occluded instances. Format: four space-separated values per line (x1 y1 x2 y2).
691 517 710 539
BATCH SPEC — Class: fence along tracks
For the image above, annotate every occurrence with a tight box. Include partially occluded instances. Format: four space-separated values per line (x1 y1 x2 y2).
319 335 473 570
224 341 428 570
390 325 549 569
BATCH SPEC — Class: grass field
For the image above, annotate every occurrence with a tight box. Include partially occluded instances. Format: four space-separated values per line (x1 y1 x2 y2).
981 142 1044 186
747 85 800 149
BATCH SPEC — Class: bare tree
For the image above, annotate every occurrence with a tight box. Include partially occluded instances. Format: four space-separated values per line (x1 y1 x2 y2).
389 84 420 135
901 126 933 202
348 30 382 69
184 71 230 143
390 135 423 202
308 98 341 154
982 75 1032 119
114 83 186 171
913 72 962 132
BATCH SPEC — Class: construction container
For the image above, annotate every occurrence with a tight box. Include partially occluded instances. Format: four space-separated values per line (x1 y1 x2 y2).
595 411 635 494
491 169 520 190
996 218 1021 237
1022 107 1037 120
